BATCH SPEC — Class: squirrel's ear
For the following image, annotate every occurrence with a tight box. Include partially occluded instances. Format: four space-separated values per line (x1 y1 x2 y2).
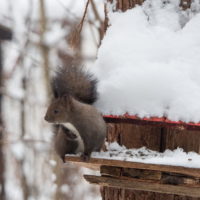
62 94 70 102
61 94 73 110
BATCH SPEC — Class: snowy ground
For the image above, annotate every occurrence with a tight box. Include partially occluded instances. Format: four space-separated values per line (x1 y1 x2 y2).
93 0 200 123
91 142 200 169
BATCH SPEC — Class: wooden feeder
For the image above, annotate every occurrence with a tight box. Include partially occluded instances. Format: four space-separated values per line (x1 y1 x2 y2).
65 115 200 199
65 0 200 199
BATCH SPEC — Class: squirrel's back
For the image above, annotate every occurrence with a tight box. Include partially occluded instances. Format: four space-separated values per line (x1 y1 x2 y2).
52 65 98 104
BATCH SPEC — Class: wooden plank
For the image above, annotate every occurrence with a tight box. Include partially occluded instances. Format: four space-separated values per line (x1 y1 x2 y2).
101 184 200 200
107 123 162 151
64 159 100 170
121 124 162 150
122 168 162 180
84 175 200 197
101 166 199 185
162 128 200 153
160 173 199 185
101 166 162 180
101 166 122 177
64 156 200 178
104 115 200 130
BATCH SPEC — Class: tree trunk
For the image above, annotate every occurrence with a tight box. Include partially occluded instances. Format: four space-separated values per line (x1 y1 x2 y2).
39 0 51 98
0 42 6 200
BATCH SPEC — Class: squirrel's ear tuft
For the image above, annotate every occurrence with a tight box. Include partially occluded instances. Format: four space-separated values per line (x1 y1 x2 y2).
61 94 70 103
61 94 73 110
62 94 69 100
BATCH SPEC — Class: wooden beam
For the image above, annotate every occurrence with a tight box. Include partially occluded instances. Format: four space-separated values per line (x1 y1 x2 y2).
101 166 199 185
64 157 100 170
104 115 200 130
64 156 200 178
84 175 200 197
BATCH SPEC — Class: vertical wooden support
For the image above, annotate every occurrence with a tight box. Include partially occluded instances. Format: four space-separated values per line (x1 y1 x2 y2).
0 42 5 200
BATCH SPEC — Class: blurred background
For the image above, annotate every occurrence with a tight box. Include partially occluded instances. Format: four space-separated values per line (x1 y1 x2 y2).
0 0 104 199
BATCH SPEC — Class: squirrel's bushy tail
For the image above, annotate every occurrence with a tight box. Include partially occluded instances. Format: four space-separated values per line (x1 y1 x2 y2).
52 65 98 104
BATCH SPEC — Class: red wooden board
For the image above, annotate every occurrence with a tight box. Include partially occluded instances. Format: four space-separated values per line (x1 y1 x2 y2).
104 114 200 130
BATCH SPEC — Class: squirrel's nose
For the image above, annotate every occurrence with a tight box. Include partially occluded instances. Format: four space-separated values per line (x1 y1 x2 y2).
44 115 49 121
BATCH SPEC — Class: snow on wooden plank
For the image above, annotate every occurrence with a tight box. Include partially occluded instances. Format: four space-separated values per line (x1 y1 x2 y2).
64 156 200 178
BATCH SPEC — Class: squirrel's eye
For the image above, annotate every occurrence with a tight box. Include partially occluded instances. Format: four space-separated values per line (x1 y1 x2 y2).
54 109 59 114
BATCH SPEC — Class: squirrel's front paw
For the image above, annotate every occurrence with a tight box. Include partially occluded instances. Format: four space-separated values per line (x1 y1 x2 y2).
80 153 91 162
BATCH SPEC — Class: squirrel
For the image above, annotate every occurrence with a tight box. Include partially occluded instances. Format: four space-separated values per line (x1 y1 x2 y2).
44 64 106 161
53 123 84 161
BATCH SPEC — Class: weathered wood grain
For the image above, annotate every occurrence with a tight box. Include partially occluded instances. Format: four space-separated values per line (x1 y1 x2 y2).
162 128 200 153
101 187 200 200
84 175 200 197
64 156 200 178
107 123 162 151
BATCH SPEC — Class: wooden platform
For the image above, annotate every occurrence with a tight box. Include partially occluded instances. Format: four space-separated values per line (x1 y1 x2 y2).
64 156 200 178
65 156 200 197
64 114 200 198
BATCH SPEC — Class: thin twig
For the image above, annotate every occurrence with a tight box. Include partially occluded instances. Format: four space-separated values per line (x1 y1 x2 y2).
78 0 90 34
68 0 90 49
90 0 103 23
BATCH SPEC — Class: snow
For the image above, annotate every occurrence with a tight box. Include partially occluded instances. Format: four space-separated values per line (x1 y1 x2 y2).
90 142 200 168
93 0 200 123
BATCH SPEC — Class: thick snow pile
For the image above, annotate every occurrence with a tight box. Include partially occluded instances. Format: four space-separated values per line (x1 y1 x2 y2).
93 0 200 123
91 142 200 168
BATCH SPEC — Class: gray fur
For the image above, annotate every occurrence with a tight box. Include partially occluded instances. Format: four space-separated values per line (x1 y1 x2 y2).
52 65 98 104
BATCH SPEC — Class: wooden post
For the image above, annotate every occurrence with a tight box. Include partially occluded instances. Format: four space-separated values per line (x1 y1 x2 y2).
0 41 5 200
0 24 12 200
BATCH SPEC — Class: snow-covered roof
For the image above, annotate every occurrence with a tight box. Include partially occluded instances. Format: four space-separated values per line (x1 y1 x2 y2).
103 114 200 129
93 1 200 123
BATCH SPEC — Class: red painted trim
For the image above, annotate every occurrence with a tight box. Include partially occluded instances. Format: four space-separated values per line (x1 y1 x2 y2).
103 114 200 130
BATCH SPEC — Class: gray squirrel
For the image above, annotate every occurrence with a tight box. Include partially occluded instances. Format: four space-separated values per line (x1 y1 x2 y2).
44 64 106 161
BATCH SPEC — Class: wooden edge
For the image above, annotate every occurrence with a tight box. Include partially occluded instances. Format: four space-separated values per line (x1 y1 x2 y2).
64 156 200 178
65 159 100 171
103 115 200 130
84 175 200 197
